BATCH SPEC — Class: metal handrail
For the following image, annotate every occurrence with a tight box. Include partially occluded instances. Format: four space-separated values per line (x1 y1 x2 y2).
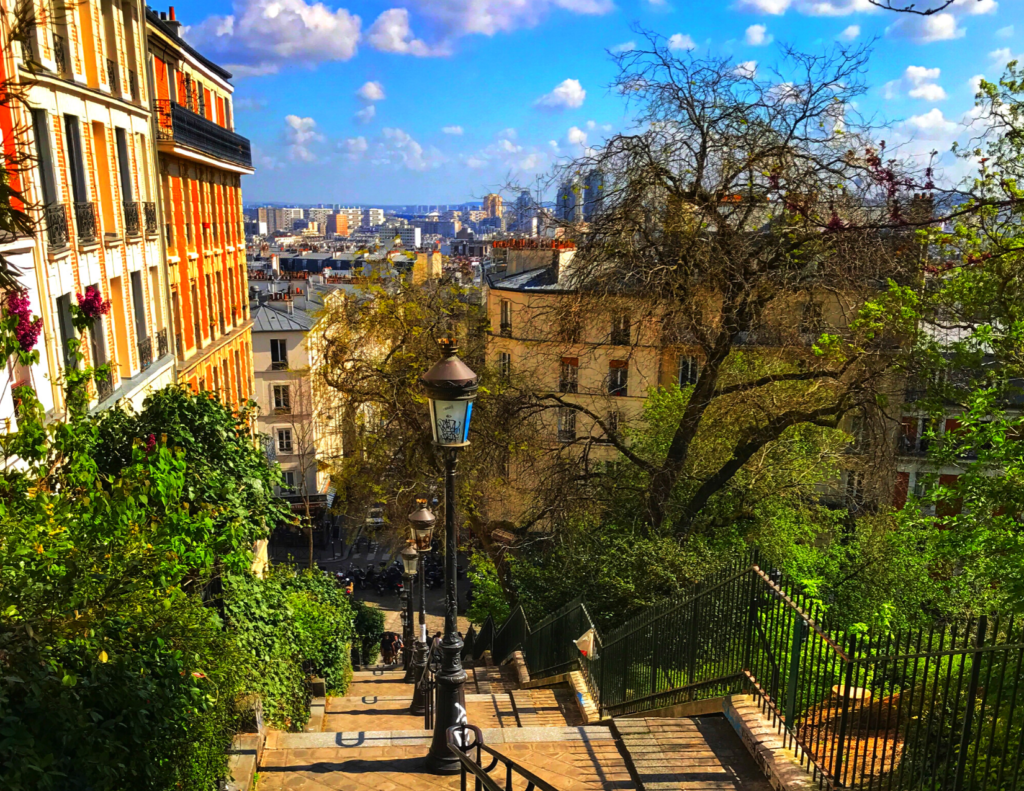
418 635 441 730
447 724 562 791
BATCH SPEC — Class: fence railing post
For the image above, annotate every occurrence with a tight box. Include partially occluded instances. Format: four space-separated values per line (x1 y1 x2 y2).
832 635 858 787
952 615 987 791
784 617 806 728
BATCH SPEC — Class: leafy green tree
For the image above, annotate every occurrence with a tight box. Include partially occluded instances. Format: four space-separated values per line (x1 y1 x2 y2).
466 550 511 626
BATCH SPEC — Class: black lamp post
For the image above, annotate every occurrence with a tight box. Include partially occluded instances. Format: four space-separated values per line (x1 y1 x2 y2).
420 336 478 774
408 499 435 715
400 543 418 679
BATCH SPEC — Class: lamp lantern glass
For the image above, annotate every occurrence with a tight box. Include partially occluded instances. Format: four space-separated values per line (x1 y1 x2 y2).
407 499 436 551
419 336 478 449
400 544 419 575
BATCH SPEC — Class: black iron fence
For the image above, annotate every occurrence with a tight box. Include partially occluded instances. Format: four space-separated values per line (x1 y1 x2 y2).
123 201 140 236
74 201 96 242
153 99 253 168
45 203 68 248
157 328 168 359
476 558 1024 790
144 201 157 235
53 33 67 76
106 58 118 93
138 336 152 370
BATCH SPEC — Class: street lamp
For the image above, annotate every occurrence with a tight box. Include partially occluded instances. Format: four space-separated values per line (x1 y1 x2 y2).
408 499 435 715
420 335 477 774
400 543 418 678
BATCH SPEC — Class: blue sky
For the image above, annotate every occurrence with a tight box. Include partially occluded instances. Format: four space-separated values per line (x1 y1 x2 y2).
170 0 1022 205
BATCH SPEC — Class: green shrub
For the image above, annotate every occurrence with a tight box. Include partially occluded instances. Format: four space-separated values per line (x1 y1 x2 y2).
352 598 385 665
466 551 510 626
281 570 355 695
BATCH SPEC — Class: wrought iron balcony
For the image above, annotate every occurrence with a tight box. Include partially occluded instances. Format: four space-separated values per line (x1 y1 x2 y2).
144 201 157 235
154 99 253 169
558 378 578 394
499 322 512 338
53 33 67 76
174 332 183 359
106 58 119 93
157 328 168 359
45 203 68 248
557 428 576 443
129 70 138 102
95 368 114 401
74 201 96 243
123 201 140 236
138 336 152 371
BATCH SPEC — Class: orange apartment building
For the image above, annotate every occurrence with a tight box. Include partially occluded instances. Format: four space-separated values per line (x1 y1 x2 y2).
145 7 253 406
7 0 175 422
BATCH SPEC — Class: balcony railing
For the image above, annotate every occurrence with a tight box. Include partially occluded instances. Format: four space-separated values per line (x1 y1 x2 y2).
128 70 138 102
174 332 183 359
558 378 578 394
154 99 253 169
557 428 576 443
106 58 118 93
74 201 96 242
123 201 140 236
95 368 114 402
45 203 68 248
53 33 67 76
144 201 157 235
157 328 168 359
499 322 512 338
138 336 152 371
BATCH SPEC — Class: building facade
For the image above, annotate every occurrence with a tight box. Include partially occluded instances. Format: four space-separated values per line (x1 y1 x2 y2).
483 193 503 219
10 0 176 425
147 8 254 407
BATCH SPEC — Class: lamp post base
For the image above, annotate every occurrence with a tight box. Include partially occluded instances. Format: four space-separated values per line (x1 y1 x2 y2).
409 639 429 715
424 636 467 775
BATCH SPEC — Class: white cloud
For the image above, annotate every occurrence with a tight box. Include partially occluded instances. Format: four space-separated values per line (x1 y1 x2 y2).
354 105 376 124
887 13 965 44
951 0 996 14
883 66 947 102
566 126 588 147
837 25 859 42
989 47 1024 66
367 8 438 56
734 60 758 78
498 128 518 139
733 0 790 12
341 136 368 160
611 40 635 53
903 108 958 139
996 25 1014 39
968 74 985 95
745 24 773 46
375 127 443 171
732 0 874 14
402 0 614 42
534 78 586 110
189 0 361 76
357 81 386 102
585 119 613 132
668 33 697 51
284 114 323 162
442 125 464 135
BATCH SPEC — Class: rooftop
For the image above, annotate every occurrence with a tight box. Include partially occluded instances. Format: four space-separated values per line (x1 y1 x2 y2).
250 301 316 333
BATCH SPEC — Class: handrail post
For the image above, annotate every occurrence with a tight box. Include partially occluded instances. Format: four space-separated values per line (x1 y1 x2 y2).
784 617 806 728
952 615 987 791
832 635 858 787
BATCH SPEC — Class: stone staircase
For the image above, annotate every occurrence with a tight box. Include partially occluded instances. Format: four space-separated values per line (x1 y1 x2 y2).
251 658 808 791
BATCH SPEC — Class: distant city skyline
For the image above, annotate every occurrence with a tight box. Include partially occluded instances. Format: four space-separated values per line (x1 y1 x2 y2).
166 0 1024 202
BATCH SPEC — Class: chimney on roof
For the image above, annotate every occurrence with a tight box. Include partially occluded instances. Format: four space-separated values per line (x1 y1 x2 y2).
286 300 294 314
165 6 182 37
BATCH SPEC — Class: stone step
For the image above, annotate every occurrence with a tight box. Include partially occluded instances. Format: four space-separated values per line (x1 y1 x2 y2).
266 725 615 752
511 688 581 728
613 716 774 791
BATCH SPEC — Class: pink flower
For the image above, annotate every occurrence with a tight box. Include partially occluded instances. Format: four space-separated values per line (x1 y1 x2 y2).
191 671 207 679
5 289 42 352
75 287 111 320
146 434 157 454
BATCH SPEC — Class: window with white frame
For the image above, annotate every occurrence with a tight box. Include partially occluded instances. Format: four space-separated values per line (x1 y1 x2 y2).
270 338 288 370
677 355 699 387
273 384 291 414
500 299 512 335
277 428 293 453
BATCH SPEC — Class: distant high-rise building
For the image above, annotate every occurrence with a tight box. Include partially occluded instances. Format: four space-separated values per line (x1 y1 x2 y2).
512 191 536 234
330 214 349 237
308 208 332 228
557 180 582 222
483 193 503 219
583 170 604 221
363 208 385 227
336 207 363 230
